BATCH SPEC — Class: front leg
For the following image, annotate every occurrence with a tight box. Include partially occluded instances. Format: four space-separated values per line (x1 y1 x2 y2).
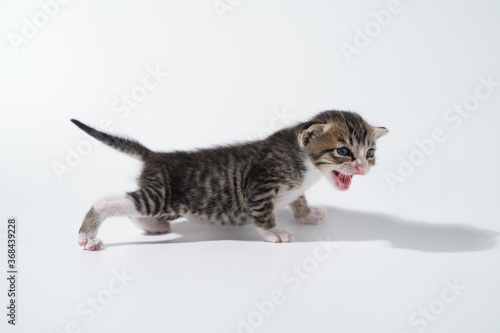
247 188 293 243
290 195 326 225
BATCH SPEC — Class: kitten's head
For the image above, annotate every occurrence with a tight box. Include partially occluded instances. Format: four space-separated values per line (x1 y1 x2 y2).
298 111 388 191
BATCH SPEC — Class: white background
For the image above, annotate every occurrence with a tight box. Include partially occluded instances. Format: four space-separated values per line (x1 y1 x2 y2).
1 0 500 332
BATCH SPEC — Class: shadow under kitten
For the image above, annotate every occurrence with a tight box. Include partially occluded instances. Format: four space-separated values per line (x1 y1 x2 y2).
105 206 499 253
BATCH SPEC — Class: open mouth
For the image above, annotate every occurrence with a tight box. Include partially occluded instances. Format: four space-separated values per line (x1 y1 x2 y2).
331 171 353 190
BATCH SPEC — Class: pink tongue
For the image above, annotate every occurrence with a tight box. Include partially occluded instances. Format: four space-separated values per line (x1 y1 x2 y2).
334 171 352 189
339 174 352 187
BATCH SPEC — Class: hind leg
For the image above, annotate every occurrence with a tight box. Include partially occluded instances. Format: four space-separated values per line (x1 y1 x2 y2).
78 194 141 250
130 216 172 234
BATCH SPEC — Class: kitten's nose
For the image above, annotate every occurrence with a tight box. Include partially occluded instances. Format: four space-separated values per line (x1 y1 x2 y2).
355 164 367 175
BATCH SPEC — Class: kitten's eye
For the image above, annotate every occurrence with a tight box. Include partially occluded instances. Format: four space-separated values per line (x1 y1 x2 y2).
366 149 374 158
336 147 350 156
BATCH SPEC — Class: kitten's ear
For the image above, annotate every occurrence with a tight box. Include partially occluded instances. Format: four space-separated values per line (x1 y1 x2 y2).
298 122 330 148
372 127 388 139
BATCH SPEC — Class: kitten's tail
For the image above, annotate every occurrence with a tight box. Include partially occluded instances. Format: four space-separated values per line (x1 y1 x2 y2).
70 119 151 161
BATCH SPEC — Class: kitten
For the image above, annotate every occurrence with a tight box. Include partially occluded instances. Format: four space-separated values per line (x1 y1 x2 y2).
72 110 387 250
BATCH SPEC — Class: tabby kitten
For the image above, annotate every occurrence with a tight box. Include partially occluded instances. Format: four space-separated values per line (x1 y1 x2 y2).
72 110 387 250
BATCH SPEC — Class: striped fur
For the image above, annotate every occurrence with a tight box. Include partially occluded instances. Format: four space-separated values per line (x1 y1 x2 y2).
74 110 387 249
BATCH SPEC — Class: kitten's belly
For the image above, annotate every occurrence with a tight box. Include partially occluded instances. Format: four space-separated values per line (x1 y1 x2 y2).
181 213 212 224
274 163 322 210
181 212 250 226
273 188 306 210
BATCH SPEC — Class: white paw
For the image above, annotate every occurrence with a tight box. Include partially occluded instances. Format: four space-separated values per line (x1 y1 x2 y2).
257 228 293 243
78 234 103 251
296 206 327 225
